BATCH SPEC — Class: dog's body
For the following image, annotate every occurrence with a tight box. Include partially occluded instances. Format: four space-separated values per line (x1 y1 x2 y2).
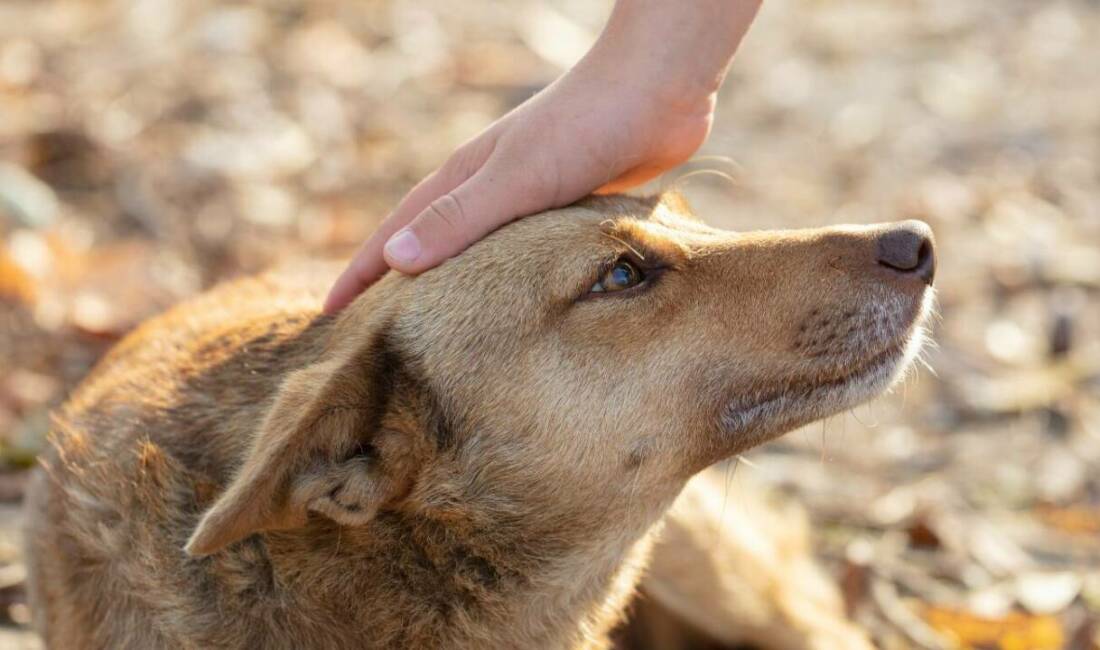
25 195 932 649
626 469 874 650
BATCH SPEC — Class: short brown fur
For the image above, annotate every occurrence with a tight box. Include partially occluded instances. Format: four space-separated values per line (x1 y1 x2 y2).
25 194 932 649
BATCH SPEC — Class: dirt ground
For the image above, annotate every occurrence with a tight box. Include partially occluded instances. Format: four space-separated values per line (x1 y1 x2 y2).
2 0 1099 648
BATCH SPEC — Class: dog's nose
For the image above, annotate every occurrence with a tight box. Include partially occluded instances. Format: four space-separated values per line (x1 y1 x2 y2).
876 220 935 285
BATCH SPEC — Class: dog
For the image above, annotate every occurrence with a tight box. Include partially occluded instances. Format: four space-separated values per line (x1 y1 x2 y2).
24 193 933 649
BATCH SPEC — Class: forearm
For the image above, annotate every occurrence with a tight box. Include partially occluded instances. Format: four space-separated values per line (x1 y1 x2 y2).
583 0 761 108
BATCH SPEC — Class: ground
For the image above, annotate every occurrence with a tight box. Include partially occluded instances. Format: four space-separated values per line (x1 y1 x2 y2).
1 0 1099 648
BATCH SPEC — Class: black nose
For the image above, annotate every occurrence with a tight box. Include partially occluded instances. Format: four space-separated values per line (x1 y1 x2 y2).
876 220 935 285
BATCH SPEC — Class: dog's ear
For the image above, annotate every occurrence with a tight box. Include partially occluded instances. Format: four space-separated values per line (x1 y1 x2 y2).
185 333 412 557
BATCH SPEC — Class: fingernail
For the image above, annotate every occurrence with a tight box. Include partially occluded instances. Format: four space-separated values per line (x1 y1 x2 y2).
385 230 421 265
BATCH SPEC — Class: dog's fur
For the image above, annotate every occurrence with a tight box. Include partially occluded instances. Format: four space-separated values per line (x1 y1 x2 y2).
25 194 931 649
623 469 874 650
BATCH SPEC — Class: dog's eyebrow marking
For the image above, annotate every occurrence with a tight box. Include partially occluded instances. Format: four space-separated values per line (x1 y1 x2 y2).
601 219 688 268
599 231 645 260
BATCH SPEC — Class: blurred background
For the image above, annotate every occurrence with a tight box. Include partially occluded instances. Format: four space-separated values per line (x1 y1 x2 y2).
1 0 1098 648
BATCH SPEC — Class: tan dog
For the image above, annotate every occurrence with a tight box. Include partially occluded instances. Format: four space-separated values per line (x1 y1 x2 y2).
24 194 933 649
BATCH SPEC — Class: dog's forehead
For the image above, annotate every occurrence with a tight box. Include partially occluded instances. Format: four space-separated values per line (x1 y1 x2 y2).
501 193 707 245
393 192 714 327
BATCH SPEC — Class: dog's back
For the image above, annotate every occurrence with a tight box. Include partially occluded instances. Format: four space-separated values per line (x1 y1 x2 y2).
25 268 336 649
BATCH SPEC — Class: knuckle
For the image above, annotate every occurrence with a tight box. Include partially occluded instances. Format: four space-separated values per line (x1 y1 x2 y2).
425 193 468 232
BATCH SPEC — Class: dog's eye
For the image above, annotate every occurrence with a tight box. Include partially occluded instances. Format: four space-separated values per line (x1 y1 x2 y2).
590 260 645 293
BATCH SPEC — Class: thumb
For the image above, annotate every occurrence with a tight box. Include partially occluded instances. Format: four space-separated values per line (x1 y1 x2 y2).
383 162 547 274
322 166 462 314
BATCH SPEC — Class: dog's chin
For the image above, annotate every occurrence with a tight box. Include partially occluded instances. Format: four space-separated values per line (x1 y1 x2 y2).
718 313 929 449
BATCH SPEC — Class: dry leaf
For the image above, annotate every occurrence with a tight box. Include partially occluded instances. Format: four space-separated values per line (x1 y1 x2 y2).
0 250 35 306
923 605 1065 650
1036 505 1100 536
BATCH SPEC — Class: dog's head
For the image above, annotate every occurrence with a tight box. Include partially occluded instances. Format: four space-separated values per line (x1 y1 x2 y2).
187 194 934 556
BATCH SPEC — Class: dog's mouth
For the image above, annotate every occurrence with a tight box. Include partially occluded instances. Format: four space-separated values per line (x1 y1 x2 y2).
719 304 930 440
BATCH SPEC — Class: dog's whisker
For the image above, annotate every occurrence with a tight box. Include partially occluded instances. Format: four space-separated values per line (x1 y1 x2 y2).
821 420 828 465
599 232 645 259
669 168 741 191
713 456 741 553
916 354 938 377
687 154 742 167
850 402 881 429
734 454 760 471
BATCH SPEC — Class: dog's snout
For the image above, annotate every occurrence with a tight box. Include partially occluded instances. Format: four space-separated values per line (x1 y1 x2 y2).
875 220 935 285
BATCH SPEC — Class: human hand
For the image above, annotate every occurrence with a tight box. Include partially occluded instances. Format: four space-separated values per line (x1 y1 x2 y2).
325 0 761 313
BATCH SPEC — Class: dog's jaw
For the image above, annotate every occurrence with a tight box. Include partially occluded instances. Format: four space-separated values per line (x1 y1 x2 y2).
719 290 933 443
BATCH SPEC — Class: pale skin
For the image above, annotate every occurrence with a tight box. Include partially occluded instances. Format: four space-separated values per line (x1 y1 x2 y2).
324 0 763 313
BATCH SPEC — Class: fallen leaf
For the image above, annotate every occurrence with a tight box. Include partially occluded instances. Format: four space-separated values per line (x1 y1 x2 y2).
1036 505 1100 536
0 250 35 306
923 605 1065 650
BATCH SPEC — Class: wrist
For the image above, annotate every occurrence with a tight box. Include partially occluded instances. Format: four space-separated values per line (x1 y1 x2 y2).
575 39 716 125
584 0 759 111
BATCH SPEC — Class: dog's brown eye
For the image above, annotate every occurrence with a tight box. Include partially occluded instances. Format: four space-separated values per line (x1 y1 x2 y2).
590 260 645 293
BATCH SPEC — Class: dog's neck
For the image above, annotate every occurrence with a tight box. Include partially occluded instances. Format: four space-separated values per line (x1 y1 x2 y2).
256 478 660 650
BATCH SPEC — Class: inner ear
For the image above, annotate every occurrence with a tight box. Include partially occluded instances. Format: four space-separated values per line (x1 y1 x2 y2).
296 447 395 527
